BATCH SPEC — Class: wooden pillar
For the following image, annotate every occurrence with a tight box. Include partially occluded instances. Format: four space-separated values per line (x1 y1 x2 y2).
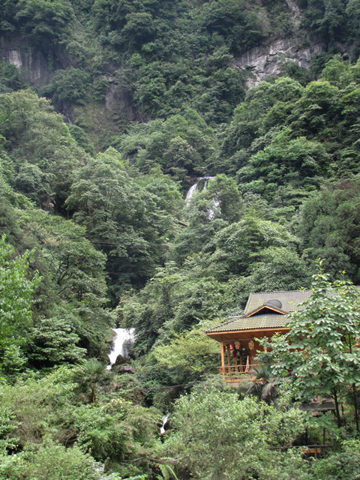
227 346 231 374
220 342 225 374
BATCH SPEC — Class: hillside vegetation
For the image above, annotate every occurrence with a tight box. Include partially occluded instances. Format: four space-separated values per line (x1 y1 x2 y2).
1 1 360 479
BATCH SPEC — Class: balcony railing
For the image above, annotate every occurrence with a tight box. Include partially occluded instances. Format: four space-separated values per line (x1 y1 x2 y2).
217 365 255 375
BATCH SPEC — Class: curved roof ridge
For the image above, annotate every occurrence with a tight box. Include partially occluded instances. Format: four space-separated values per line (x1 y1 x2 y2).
249 289 312 295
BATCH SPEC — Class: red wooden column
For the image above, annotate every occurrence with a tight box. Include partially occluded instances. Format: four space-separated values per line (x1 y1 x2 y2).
220 342 225 374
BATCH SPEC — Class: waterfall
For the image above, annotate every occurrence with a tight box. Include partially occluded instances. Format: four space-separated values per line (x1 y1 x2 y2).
185 177 216 206
185 177 219 218
107 328 135 368
209 198 220 220
160 415 169 434
185 180 200 206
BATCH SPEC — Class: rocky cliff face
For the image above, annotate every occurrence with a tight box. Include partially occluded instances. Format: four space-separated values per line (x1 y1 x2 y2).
234 36 325 88
0 34 71 88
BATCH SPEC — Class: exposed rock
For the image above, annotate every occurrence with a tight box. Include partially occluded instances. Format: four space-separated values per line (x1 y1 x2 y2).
114 354 130 366
0 33 72 88
104 76 145 122
234 36 325 88
113 365 135 374
285 0 301 28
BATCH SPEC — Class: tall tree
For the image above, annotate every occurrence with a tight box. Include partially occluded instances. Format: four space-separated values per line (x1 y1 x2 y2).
260 267 360 430
0 235 40 351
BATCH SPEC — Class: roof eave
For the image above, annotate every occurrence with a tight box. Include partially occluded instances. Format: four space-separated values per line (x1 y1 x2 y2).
206 326 290 337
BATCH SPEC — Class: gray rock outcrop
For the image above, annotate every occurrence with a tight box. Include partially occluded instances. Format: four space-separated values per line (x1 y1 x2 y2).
234 36 325 88
0 34 72 88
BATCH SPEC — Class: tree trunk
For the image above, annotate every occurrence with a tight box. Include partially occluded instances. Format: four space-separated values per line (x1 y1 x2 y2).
333 388 341 428
349 336 359 431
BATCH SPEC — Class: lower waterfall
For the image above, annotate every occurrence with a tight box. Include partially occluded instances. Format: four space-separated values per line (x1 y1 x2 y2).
107 328 135 368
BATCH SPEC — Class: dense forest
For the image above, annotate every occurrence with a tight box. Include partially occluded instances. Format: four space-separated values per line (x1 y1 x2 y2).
1 0 360 478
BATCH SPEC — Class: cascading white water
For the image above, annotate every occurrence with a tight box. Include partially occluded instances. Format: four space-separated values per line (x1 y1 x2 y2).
185 177 216 206
185 180 200 206
160 415 169 434
107 328 135 368
208 198 220 220
185 177 219 218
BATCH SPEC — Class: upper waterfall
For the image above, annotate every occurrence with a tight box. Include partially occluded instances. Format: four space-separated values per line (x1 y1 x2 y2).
185 177 216 206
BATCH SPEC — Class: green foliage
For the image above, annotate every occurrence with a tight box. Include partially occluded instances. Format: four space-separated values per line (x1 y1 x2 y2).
18 207 112 360
69 124 94 155
300 0 350 47
2 4 360 477
66 147 172 300
237 128 329 205
114 110 217 180
0 235 40 351
27 316 87 367
122 260 240 354
299 176 360 283
313 439 360 479
0 436 99 480
210 215 298 279
162 386 307 480
92 76 109 101
132 55 245 125
152 321 219 375
0 90 88 210
0 366 161 478
259 268 360 429
241 247 311 293
41 67 90 105
0 0 75 48
0 62 27 93
201 0 266 54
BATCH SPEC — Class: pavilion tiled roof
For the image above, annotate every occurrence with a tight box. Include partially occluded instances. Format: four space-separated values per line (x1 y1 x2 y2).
206 290 313 334
244 290 312 315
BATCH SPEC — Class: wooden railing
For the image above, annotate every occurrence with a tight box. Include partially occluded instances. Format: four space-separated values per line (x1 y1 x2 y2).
217 365 255 375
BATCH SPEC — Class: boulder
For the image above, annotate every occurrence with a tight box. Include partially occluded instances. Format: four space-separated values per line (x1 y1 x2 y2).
114 354 129 366
113 365 135 375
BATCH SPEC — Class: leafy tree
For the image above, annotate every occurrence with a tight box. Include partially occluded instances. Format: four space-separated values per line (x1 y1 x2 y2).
172 175 242 264
66 148 169 299
27 316 87 368
210 215 298 279
0 62 27 93
237 128 330 205
17 207 113 359
200 174 243 223
73 359 109 403
0 436 99 480
201 0 265 54
298 176 360 283
259 268 360 430
0 0 74 51
313 439 360 480
0 90 88 211
301 0 348 46
15 0 74 46
122 260 240 354
242 247 311 293
162 387 306 480
0 235 40 351
40 67 91 106
152 321 219 377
